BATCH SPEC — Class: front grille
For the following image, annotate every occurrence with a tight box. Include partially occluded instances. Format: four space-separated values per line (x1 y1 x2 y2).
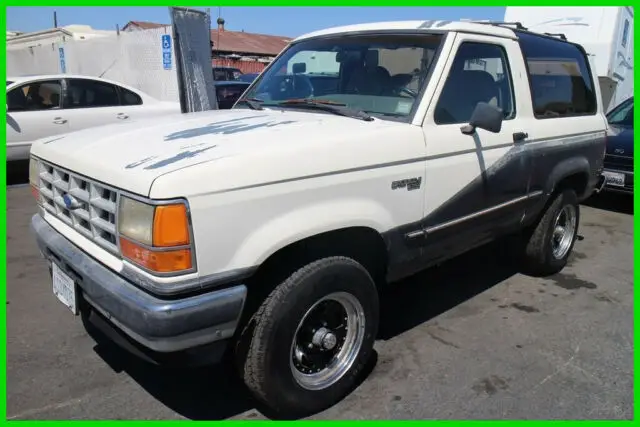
604 154 634 172
36 159 120 255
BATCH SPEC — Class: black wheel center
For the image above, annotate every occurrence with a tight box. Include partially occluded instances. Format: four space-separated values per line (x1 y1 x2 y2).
292 300 349 374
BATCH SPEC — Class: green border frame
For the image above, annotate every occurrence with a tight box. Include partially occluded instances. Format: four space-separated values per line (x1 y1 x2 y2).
2 1 636 422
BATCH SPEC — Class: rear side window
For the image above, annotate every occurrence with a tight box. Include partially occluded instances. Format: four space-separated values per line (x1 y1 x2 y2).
65 79 120 109
518 32 597 119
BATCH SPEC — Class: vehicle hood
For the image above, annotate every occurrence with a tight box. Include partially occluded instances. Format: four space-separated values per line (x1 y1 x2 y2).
606 124 634 157
30 108 407 197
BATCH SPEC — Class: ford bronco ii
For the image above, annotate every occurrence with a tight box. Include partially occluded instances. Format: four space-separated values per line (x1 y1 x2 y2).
30 20 607 417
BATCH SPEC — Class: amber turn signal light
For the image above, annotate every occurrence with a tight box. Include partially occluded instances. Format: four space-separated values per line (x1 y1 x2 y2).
153 204 190 247
120 237 192 273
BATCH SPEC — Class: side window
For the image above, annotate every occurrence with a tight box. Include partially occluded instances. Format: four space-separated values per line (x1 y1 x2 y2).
622 19 630 48
120 87 143 106
7 80 62 112
64 79 120 109
434 42 515 125
518 32 597 118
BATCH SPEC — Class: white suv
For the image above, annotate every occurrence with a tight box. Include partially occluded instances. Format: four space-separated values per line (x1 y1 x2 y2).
29 20 607 417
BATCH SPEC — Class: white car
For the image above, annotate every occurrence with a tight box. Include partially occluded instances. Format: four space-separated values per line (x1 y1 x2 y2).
30 21 607 417
6 74 180 162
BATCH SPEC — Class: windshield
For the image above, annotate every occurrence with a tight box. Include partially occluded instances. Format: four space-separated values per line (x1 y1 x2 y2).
239 33 443 120
6 80 13 86
607 97 633 127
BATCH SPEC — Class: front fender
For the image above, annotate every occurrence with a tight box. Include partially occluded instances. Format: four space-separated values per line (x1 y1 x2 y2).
228 199 395 269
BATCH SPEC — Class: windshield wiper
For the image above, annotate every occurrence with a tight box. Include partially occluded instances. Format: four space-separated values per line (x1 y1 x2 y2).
278 99 373 121
235 97 264 110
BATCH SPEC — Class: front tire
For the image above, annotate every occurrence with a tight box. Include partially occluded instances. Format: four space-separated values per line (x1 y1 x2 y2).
520 189 580 276
239 256 379 418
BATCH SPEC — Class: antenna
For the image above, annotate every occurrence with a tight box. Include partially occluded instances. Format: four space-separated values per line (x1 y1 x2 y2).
53 10 58 28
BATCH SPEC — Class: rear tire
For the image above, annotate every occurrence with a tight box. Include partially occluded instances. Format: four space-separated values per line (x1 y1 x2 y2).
520 189 580 276
238 256 379 418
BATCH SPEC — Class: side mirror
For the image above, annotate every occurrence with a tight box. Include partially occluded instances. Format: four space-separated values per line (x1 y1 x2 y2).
460 102 504 135
292 62 306 74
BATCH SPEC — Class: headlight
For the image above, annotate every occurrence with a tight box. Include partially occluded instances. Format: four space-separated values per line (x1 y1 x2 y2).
29 157 39 185
29 158 40 202
118 196 193 274
118 196 154 246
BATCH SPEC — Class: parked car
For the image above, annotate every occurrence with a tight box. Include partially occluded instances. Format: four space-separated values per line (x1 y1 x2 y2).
30 20 607 418
237 72 260 83
601 96 633 193
212 66 243 81
214 81 250 109
6 74 180 162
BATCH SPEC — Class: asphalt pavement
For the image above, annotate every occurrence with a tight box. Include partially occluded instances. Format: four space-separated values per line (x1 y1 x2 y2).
6 167 634 420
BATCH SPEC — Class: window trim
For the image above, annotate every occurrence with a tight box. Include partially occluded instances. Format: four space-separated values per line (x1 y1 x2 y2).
433 40 517 126
516 31 598 120
7 78 64 113
63 78 122 110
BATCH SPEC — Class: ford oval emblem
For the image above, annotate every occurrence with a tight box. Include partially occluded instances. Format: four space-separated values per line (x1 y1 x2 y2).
614 148 625 154
62 194 81 210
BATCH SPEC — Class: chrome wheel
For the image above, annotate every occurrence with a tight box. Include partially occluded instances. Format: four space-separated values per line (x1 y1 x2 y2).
551 204 577 259
290 291 366 391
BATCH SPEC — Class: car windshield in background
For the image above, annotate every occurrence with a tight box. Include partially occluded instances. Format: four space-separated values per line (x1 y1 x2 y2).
7 80 13 86
239 33 444 120
606 97 633 127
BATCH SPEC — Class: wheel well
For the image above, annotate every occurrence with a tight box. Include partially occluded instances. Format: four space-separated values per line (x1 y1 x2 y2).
244 227 388 308
555 172 589 198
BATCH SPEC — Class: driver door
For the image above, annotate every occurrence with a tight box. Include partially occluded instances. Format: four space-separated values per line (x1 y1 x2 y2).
419 33 533 262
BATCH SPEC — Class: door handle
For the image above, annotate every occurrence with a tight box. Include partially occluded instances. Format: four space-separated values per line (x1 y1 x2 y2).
116 113 129 120
52 117 67 124
513 132 528 143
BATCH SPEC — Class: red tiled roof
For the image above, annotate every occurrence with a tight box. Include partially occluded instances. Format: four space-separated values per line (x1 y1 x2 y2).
210 28 291 56
121 20 291 56
122 21 169 31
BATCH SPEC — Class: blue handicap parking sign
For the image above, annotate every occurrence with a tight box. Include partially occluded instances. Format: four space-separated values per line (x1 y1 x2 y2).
161 35 172 70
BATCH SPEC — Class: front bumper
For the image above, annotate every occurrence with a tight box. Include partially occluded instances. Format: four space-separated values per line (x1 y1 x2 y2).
31 214 247 362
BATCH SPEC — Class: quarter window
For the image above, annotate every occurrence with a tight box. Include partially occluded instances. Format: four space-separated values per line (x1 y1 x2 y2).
434 42 515 125
518 32 597 118
7 80 62 112
120 87 143 106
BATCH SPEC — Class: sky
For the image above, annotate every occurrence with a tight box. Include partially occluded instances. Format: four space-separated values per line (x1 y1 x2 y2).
7 7 506 38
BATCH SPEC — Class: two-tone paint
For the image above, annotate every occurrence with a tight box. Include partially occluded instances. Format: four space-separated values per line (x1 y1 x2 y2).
30 21 607 312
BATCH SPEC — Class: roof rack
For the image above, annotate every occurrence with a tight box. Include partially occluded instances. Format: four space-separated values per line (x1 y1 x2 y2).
461 20 528 31
543 32 568 41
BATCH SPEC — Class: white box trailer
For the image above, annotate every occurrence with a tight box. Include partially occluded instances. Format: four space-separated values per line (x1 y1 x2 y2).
504 6 634 112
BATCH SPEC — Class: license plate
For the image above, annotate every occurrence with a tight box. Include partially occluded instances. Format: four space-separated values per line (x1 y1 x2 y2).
603 171 625 187
52 263 77 315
